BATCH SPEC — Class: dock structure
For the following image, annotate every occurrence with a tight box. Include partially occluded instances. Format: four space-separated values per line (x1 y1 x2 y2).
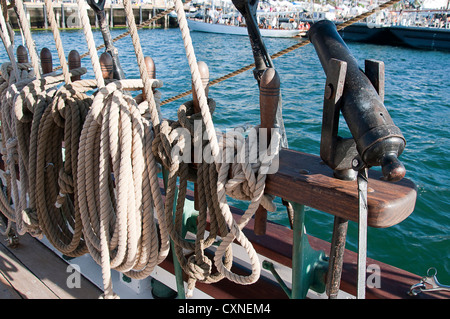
7 1 179 29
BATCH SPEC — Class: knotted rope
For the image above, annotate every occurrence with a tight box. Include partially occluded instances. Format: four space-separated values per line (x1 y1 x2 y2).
128 0 282 294
171 0 283 290
214 127 281 285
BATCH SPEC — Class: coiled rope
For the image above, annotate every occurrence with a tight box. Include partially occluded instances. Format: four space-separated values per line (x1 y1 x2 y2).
76 0 171 298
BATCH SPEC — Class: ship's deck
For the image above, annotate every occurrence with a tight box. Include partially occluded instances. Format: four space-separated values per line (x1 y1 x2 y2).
1 227 449 299
0 232 102 299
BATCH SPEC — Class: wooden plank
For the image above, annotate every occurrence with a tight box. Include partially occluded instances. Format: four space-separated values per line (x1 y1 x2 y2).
0 241 58 299
265 149 417 228
2 233 102 299
0 271 21 299
0 147 416 229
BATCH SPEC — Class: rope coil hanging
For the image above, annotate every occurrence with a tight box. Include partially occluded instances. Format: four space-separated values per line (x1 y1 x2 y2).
76 0 171 298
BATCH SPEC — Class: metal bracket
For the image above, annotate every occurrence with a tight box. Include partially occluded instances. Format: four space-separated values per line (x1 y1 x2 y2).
320 58 360 181
320 58 388 299
87 0 125 80
263 201 328 299
290 202 328 299
409 267 450 296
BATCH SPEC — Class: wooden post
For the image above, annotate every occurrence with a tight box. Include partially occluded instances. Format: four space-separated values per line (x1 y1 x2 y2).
145 56 156 80
68 50 81 82
110 5 114 28
192 61 209 211
17 45 28 63
43 4 48 29
192 61 209 114
61 4 65 29
254 68 279 236
143 56 156 99
40 47 52 74
99 52 113 80
152 7 155 28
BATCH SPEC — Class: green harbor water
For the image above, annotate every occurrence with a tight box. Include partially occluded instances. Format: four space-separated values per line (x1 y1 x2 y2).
2 27 449 287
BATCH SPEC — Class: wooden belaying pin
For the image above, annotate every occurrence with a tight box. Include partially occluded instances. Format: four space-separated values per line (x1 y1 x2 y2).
143 56 156 99
68 50 81 82
40 47 53 75
191 61 209 211
99 52 114 80
254 68 280 236
145 56 156 80
17 45 28 63
192 61 209 114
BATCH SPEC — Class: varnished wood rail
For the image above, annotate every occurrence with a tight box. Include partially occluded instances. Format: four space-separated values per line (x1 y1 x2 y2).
265 148 417 228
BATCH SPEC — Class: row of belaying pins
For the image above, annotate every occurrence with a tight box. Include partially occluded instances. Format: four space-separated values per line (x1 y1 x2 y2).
0 40 217 249
0 43 171 246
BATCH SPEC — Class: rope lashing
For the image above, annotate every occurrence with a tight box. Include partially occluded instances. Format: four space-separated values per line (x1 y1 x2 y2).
161 98 234 297
214 127 281 285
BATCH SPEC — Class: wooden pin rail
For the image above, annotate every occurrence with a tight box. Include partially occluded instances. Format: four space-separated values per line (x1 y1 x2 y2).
265 148 417 228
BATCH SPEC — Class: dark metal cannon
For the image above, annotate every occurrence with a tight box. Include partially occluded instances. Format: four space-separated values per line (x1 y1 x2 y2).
309 19 406 182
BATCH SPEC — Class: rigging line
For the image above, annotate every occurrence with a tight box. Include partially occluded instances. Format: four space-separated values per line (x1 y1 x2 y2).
160 0 402 106
52 0 193 72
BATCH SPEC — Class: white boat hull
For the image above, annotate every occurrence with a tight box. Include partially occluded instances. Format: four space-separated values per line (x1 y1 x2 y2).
187 19 302 38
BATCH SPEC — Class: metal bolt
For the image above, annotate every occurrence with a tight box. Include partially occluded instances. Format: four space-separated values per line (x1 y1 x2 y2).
325 83 334 99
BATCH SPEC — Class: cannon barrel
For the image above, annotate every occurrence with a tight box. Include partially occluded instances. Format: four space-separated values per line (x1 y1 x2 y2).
309 20 406 181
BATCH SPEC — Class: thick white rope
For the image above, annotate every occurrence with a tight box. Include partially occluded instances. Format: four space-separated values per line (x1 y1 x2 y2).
173 0 220 160
0 9 20 82
77 0 104 88
14 0 41 79
44 0 71 83
77 0 170 298
214 128 281 285
173 0 282 286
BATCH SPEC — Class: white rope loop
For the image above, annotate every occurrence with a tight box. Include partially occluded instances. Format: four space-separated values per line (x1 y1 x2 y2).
44 0 71 83
77 79 168 298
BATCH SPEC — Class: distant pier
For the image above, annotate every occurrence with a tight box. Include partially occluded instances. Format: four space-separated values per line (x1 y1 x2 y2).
7 2 180 29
